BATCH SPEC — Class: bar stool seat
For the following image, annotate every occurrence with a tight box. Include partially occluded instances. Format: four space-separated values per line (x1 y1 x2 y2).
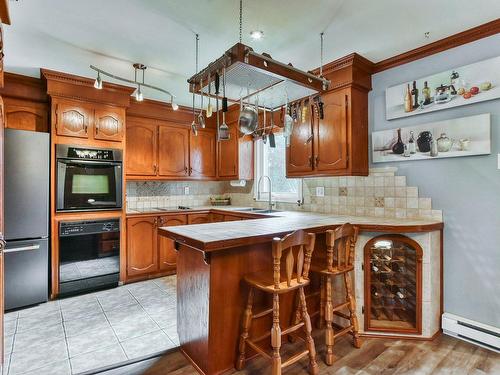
244 273 311 294
236 230 319 375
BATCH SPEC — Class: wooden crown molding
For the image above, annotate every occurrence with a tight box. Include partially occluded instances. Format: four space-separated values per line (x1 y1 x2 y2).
127 98 195 124
41 68 136 107
373 18 500 73
0 72 48 102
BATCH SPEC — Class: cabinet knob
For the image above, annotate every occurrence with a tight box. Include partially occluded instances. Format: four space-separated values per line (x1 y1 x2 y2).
153 217 158 227
184 166 188 174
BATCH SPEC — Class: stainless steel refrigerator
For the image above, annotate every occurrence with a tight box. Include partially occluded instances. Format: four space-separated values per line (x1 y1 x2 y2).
4 129 50 310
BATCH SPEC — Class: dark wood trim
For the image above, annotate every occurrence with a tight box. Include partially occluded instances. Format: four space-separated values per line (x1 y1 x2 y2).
0 0 10 25
0 73 48 103
373 19 500 73
360 329 442 341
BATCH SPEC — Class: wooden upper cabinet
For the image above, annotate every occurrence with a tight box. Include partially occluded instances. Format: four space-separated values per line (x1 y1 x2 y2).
126 118 157 176
94 106 125 142
286 110 314 176
4 98 48 132
54 99 92 138
315 90 348 172
126 217 158 277
190 129 216 178
217 125 238 179
158 214 186 272
158 124 189 177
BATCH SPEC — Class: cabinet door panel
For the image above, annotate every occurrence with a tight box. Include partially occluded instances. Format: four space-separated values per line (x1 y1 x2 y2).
188 213 211 224
217 125 238 179
126 217 158 277
126 120 157 176
286 110 313 175
315 91 348 171
4 98 48 132
55 100 92 138
158 215 187 271
190 129 216 178
94 107 125 141
158 125 189 177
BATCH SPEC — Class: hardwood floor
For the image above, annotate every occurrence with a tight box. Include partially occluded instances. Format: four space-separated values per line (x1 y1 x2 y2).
118 333 500 375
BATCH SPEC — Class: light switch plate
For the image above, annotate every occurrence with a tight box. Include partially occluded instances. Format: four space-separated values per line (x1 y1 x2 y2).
316 186 325 197
184 186 190 195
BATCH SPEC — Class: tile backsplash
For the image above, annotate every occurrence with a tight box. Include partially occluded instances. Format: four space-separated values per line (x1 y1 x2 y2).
126 181 227 210
228 168 442 221
126 168 442 221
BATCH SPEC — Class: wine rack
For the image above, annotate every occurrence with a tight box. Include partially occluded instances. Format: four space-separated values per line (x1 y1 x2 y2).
364 235 422 334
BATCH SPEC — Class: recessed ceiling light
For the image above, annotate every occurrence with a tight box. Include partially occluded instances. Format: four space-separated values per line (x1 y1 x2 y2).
250 30 264 40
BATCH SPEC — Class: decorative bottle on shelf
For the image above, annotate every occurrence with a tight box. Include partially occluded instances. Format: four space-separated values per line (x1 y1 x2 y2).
404 84 413 112
411 80 419 109
392 128 405 155
408 131 416 154
422 81 431 105
430 139 439 157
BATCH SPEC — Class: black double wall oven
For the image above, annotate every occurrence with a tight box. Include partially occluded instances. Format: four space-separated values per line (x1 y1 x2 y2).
56 145 123 296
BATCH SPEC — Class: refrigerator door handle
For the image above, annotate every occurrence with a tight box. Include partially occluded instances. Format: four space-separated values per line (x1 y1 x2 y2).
4 244 40 253
0 239 5 254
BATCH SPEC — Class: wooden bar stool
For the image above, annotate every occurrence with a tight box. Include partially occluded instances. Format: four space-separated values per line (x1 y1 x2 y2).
236 230 319 375
310 223 361 365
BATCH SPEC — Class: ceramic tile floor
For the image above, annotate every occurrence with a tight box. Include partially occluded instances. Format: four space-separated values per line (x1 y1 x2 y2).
2 276 179 375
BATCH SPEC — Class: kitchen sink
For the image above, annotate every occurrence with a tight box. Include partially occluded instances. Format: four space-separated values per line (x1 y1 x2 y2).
156 206 192 212
237 208 281 214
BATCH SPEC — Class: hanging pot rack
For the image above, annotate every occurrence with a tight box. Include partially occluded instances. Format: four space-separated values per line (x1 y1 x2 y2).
187 43 329 111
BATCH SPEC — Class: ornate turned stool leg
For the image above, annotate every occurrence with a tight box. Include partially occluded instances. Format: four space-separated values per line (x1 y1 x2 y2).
236 287 254 370
288 291 302 343
271 293 282 375
325 275 335 365
299 287 319 375
344 272 361 348
318 275 325 329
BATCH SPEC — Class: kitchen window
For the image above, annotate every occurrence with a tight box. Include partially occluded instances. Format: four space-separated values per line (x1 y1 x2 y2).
254 132 302 203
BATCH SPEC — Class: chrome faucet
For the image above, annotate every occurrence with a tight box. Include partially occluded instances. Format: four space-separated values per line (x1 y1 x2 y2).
257 175 274 212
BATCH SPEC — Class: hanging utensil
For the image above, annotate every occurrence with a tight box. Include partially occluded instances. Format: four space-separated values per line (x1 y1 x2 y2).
215 71 220 140
198 76 206 128
262 106 267 144
206 72 213 118
219 66 230 140
269 107 276 148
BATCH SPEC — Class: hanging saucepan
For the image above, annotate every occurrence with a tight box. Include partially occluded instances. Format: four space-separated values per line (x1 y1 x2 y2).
239 99 258 135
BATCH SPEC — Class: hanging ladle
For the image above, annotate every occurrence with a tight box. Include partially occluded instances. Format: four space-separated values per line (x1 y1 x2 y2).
206 72 213 118
198 76 206 128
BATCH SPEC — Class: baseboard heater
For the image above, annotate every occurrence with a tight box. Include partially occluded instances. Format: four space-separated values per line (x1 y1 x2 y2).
442 313 500 353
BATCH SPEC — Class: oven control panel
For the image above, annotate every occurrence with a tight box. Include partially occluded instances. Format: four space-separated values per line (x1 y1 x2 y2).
56 144 123 162
59 219 120 236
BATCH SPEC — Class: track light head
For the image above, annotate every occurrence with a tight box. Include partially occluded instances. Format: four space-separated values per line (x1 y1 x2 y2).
135 85 144 102
170 95 179 111
94 72 103 89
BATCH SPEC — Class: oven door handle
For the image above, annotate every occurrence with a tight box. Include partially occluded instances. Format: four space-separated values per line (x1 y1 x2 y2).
58 159 122 166
4 244 40 253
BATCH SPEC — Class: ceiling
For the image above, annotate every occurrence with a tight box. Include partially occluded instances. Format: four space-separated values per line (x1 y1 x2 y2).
4 0 500 107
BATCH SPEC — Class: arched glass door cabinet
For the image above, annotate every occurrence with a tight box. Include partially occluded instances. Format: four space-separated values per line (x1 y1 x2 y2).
364 234 423 334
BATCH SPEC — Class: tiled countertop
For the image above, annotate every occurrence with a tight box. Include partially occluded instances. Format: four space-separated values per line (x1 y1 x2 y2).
156 207 443 252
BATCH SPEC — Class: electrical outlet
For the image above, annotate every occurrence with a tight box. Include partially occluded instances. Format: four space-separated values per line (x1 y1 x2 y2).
316 186 325 197
184 186 190 195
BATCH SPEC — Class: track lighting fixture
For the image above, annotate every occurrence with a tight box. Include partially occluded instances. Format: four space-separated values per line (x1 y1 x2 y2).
90 64 176 106
94 72 103 89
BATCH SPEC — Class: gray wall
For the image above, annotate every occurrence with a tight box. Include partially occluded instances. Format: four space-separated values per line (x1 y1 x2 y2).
369 34 500 328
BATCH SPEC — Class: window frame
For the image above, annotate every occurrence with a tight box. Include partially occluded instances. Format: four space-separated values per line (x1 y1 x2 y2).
254 132 303 204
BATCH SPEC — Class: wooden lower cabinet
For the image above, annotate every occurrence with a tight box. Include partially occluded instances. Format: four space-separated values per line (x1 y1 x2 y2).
158 215 187 272
126 217 158 277
126 214 187 279
188 212 211 224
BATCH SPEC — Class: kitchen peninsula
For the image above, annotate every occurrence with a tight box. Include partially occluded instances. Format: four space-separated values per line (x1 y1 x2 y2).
158 208 443 375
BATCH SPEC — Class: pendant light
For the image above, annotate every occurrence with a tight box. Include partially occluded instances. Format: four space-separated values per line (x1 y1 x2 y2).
94 72 103 89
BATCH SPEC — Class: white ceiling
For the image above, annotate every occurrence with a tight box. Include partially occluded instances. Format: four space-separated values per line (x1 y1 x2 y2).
4 0 500 107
